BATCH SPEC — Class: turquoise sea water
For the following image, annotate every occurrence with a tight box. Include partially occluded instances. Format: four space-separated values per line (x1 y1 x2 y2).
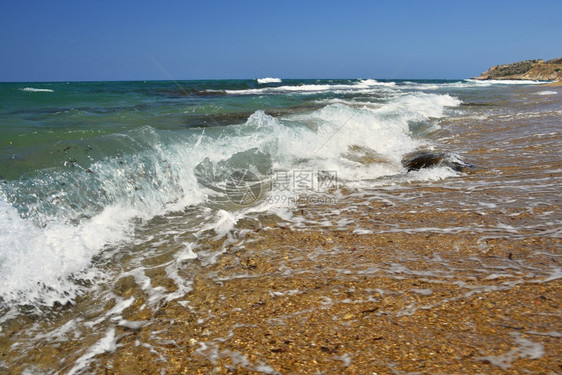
1 79 476 179
3 78 527 178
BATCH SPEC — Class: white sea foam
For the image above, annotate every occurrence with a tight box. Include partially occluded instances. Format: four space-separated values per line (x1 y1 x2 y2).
405 80 480 90
476 333 544 369
0 197 138 306
20 87 54 93
358 79 396 87
249 91 459 181
68 327 117 375
257 77 282 84
212 210 238 238
535 90 558 96
464 79 547 85
0 129 210 306
177 243 198 262
0 118 268 306
224 81 396 95
334 353 352 367
225 84 338 94
352 227 374 234
403 79 549 91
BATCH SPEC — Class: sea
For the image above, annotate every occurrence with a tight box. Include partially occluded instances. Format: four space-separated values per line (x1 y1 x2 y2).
0 78 560 373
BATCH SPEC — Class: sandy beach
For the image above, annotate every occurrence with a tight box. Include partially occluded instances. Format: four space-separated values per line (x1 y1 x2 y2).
90 204 560 374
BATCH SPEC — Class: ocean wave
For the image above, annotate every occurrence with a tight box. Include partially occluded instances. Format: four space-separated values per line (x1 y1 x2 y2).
0 195 131 307
0 127 207 306
20 87 54 93
223 81 396 95
278 91 461 175
403 79 549 91
0 90 463 308
358 79 396 87
464 79 547 85
224 84 339 95
403 81 473 90
257 77 282 84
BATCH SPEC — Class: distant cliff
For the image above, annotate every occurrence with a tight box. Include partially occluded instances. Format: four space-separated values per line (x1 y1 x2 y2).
473 58 562 81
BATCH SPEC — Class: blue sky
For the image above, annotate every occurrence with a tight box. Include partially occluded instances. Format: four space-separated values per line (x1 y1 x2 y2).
1 0 561 81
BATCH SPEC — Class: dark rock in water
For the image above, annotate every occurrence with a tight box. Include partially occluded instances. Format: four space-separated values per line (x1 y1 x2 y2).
402 151 473 172
403 152 444 171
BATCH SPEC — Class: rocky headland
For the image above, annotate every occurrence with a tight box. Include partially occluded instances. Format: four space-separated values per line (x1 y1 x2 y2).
473 57 562 82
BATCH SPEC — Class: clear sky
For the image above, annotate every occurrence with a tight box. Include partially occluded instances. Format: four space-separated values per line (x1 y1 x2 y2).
1 0 561 82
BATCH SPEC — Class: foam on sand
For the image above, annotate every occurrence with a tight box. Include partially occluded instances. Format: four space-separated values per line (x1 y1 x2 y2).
68 327 117 375
464 79 547 85
535 90 557 96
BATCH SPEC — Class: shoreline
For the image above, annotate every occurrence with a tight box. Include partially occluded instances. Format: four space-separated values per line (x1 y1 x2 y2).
542 80 562 87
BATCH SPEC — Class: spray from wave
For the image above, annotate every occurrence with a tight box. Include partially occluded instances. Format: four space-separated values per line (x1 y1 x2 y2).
257 77 282 84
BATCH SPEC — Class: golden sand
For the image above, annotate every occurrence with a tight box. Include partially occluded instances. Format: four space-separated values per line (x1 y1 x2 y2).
85 181 561 374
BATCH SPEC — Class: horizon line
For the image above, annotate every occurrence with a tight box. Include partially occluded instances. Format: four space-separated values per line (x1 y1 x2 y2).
0 77 469 84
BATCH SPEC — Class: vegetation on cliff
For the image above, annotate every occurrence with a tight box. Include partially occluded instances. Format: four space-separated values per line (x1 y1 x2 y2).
474 57 562 81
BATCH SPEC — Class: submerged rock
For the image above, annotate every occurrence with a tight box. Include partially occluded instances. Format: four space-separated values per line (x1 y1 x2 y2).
402 151 473 172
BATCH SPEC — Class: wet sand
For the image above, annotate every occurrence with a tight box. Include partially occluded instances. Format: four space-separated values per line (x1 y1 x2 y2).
91 209 560 374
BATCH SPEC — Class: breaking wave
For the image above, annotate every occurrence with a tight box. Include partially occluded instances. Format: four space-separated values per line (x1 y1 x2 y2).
0 89 462 308
257 77 282 84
